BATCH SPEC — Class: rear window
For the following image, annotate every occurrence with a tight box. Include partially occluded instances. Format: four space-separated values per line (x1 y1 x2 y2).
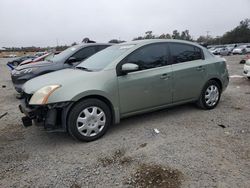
169 43 203 64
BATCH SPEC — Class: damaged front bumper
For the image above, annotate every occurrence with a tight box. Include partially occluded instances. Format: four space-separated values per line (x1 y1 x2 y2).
19 98 73 131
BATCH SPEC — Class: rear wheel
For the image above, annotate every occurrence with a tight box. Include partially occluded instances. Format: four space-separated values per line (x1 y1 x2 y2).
67 99 111 142
197 80 221 110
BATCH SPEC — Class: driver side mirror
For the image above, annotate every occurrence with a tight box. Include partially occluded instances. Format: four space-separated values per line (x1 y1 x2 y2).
67 57 77 64
121 63 139 74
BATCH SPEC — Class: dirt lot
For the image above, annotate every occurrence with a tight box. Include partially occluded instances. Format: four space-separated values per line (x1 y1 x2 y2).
0 52 35 58
0 56 249 188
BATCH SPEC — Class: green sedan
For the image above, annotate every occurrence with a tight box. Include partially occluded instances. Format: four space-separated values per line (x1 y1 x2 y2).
19 39 229 141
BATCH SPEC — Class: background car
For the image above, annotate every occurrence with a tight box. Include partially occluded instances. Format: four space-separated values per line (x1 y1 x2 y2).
209 46 225 55
7 55 36 68
232 45 248 54
243 59 250 79
19 39 229 141
219 47 231 56
11 43 111 93
244 45 250 54
239 54 250 64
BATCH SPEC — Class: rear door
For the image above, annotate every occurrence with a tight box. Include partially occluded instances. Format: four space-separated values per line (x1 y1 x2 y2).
169 43 206 102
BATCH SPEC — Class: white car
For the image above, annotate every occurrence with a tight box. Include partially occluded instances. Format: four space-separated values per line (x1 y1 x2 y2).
210 47 223 55
233 45 250 55
245 45 250 53
243 59 250 79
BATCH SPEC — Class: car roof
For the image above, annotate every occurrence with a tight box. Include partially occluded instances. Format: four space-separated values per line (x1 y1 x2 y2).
74 43 112 48
116 39 204 48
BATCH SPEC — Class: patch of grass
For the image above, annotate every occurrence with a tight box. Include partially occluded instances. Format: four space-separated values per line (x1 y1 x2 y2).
70 183 81 188
98 149 133 167
126 164 183 188
232 106 243 110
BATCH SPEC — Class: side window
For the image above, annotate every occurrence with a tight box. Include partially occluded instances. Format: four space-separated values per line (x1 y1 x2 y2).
169 43 203 64
72 46 96 61
125 44 167 70
97 45 110 51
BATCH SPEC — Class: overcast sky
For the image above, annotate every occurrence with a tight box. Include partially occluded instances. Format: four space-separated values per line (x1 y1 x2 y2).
0 0 249 47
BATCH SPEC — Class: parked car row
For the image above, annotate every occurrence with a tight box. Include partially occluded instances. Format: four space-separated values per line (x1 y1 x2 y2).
208 44 250 56
11 43 111 93
7 55 37 68
15 39 230 142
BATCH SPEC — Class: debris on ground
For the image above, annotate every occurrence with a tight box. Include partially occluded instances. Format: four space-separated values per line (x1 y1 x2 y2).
230 75 244 78
154 128 160 134
98 149 133 167
218 124 226 128
0 112 8 119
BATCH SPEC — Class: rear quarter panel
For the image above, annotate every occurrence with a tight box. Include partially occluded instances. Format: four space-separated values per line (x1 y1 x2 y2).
205 57 229 91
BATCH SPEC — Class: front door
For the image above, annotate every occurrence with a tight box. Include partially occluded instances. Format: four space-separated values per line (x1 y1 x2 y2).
117 43 173 115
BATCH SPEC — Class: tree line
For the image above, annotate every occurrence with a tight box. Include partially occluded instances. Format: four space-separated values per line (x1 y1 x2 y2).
2 18 249 52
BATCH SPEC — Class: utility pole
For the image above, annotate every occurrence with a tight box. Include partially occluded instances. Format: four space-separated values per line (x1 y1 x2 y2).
206 31 210 38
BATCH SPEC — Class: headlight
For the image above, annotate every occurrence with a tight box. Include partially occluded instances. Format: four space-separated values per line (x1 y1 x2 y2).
29 85 61 105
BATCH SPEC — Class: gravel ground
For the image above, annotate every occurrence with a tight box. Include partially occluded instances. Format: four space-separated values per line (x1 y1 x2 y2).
0 56 249 188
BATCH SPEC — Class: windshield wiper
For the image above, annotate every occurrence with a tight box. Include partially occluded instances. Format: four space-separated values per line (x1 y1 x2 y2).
75 67 92 72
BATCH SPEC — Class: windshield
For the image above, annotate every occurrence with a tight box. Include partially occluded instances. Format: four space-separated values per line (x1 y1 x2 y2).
49 46 79 62
44 53 55 61
77 45 135 70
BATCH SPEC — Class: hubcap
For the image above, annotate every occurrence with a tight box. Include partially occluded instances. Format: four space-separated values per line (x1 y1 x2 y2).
76 106 106 137
205 85 219 107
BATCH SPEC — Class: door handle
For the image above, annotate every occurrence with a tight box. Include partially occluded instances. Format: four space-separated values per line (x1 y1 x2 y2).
160 73 170 80
196 66 205 71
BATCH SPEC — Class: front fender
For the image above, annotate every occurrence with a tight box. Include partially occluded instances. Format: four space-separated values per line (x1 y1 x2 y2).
71 90 112 102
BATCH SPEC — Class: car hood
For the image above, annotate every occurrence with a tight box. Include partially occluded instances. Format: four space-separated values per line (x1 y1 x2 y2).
23 68 99 94
20 59 33 65
15 61 53 70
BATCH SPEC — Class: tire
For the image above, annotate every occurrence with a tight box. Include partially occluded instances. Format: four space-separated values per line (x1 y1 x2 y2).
67 98 112 142
197 80 221 110
247 77 250 80
240 60 245 64
13 61 19 66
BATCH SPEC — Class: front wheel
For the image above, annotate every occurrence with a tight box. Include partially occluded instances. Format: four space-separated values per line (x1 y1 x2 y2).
67 99 112 142
13 61 19 66
197 80 221 110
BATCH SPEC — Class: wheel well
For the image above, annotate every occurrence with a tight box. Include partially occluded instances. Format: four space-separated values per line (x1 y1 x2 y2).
209 78 222 90
68 95 115 125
